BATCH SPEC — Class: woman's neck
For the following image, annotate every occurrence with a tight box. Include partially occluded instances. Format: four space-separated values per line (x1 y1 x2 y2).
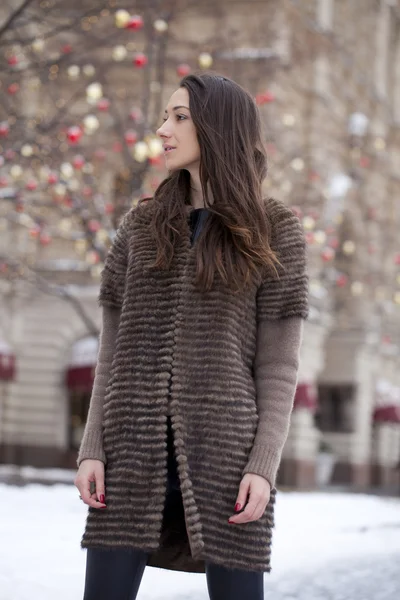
188 171 213 210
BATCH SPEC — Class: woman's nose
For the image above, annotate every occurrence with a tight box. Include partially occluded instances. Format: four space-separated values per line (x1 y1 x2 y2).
157 122 170 139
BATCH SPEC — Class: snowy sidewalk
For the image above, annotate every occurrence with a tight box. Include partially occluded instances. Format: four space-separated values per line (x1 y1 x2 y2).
1 482 399 600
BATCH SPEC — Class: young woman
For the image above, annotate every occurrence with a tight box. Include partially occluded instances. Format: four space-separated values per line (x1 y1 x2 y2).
75 73 309 600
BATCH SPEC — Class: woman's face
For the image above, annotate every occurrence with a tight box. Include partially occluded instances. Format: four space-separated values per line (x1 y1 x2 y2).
156 87 200 172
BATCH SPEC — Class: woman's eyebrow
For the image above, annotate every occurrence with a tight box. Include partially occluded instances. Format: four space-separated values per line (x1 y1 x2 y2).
164 105 190 113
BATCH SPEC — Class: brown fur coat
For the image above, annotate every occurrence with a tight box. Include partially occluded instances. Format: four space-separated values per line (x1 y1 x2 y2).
81 197 309 573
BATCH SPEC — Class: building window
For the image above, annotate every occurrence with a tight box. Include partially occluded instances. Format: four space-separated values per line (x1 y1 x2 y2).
315 383 356 432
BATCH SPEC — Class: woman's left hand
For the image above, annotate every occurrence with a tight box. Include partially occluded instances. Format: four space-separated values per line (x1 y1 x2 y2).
228 473 271 524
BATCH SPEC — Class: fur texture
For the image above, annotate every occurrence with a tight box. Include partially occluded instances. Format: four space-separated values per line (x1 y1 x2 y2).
81 197 309 573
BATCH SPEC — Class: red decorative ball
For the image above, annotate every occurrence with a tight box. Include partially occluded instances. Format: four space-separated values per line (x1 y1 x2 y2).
321 248 335 262
29 225 41 237
5 149 15 160
67 126 83 144
26 180 38 191
336 274 348 287
0 176 8 187
359 156 370 168
124 129 137 146
8 83 19 95
129 107 142 122
61 44 72 54
72 154 85 169
125 15 144 30
48 172 58 185
0 122 9 137
149 156 163 167
255 91 274 105
177 63 191 77
105 203 114 214
133 53 148 68
94 148 107 160
7 55 18 66
88 219 100 232
83 186 92 197
40 234 52 246
97 98 110 111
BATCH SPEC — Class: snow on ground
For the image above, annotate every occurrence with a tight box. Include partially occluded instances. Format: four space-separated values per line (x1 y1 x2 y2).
0 481 399 600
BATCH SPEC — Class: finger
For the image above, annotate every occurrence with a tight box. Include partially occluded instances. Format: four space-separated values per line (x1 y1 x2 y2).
234 479 250 514
78 480 106 509
229 497 259 523
94 472 106 504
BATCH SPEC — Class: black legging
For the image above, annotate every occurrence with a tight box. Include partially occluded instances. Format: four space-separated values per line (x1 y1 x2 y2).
83 417 264 600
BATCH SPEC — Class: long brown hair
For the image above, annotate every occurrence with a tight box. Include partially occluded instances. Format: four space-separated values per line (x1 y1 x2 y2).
139 72 280 293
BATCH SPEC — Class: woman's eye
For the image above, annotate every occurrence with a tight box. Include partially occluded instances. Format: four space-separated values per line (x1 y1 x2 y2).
177 115 186 121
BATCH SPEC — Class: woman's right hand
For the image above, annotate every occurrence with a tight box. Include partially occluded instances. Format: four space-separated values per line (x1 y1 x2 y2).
74 459 107 509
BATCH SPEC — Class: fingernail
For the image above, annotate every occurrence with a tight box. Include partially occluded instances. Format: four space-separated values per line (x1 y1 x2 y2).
234 503 241 512
99 494 105 504
99 505 107 509
228 519 234 524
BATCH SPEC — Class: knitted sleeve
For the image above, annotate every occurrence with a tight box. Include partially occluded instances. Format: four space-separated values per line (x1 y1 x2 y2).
77 306 120 466
98 209 133 309
256 198 309 321
242 317 304 489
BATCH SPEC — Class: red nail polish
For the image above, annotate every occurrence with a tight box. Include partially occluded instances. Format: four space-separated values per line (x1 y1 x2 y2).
234 503 241 512
228 519 234 524
99 494 105 504
99 505 107 509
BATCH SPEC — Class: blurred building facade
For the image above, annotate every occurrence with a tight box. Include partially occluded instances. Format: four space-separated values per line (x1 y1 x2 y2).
1 0 400 490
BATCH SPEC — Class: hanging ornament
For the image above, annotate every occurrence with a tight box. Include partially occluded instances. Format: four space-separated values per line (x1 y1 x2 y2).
302 216 316 230
198 52 213 69
83 115 100 134
290 158 304 171
321 247 335 262
61 162 74 179
133 141 149 162
83 64 96 77
314 230 327 245
21 144 33 157
255 91 274 105
61 44 72 54
29 225 41 238
112 45 127 61
126 15 144 30
87 220 101 233
67 126 83 144
115 9 131 28
53 183 67 198
105 203 114 215
86 82 103 105
86 250 100 265
359 156 370 168
124 129 138 146
32 38 44 53
342 240 356 255
48 172 58 185
177 63 191 77
26 179 38 191
83 186 93 197
336 274 348 287
351 282 364 296
133 53 148 68
67 65 80 80
8 83 19 95
40 233 52 246
149 155 163 167
10 165 23 179
72 155 85 169
0 122 10 137
67 179 80 192
153 19 168 32
94 148 107 160
7 55 18 66
129 107 143 122
282 113 296 126
0 176 8 187
97 98 110 111
113 141 123 153
147 137 163 158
